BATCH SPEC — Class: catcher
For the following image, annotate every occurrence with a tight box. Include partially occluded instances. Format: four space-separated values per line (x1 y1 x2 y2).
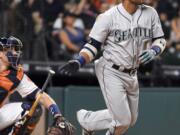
0 36 75 135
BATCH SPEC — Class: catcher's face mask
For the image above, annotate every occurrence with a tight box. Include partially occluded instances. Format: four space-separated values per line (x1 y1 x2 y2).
0 36 23 69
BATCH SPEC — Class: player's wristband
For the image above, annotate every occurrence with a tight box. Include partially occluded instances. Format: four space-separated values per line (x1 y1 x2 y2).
151 46 161 56
76 55 86 67
49 104 62 117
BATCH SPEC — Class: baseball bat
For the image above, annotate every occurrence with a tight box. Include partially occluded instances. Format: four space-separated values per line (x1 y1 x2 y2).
28 69 55 117
14 69 55 135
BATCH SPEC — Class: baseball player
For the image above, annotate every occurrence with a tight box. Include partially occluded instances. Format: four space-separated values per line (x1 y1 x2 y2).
0 36 75 135
59 0 166 134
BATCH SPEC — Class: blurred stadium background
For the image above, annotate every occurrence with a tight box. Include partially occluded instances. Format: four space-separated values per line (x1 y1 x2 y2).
1 0 180 134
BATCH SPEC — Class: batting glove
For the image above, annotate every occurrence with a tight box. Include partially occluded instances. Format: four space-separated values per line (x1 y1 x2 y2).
139 49 156 65
58 60 80 76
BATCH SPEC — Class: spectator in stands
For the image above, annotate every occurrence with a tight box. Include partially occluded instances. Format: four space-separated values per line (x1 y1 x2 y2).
159 12 171 49
146 0 158 7
92 0 118 9
73 0 121 35
171 8 180 44
175 43 180 61
161 42 180 65
106 0 120 5
0 0 3 35
59 11 86 59
0 0 21 35
16 0 36 60
160 12 171 40
98 0 123 13
74 0 99 35
161 8 180 65
99 2 111 13
157 0 177 20
30 0 65 61
32 0 64 33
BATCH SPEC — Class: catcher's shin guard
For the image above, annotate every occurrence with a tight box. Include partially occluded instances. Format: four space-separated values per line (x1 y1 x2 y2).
13 104 42 135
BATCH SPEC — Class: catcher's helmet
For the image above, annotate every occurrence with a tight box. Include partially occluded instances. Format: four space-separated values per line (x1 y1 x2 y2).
0 36 23 69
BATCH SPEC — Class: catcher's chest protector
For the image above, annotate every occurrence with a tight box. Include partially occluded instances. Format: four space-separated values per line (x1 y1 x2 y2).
0 69 23 107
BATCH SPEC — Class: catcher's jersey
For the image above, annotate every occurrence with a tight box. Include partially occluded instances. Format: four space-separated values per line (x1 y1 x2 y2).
0 69 38 107
89 3 164 69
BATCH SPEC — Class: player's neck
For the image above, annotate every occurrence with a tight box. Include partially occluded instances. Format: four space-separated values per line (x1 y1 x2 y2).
122 1 138 14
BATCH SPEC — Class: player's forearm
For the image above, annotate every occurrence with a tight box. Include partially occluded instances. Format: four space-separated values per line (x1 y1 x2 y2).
38 92 55 108
79 52 91 64
76 38 101 66
38 92 62 117
76 48 96 66
151 37 166 55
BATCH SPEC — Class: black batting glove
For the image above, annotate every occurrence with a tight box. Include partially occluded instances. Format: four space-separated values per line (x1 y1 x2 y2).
58 60 81 76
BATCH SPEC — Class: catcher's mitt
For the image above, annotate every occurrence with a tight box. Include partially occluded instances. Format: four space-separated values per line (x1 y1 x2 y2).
47 116 75 135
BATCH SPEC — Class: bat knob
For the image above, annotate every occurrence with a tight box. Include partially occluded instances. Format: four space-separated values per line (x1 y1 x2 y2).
49 69 55 75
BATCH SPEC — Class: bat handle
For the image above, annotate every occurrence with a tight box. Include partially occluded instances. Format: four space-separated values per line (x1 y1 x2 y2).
28 94 41 117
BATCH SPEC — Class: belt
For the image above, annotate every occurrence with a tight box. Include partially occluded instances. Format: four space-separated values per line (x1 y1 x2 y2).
112 64 137 75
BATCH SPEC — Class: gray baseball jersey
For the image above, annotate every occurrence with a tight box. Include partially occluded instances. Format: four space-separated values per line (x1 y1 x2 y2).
77 3 164 134
90 3 164 69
